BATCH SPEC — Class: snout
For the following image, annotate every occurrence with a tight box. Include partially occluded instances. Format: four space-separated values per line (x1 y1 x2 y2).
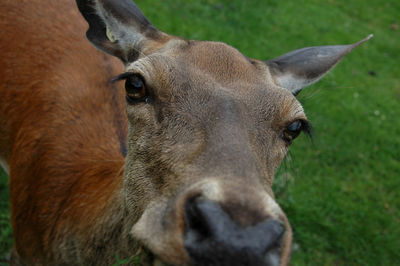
184 197 285 266
131 180 292 266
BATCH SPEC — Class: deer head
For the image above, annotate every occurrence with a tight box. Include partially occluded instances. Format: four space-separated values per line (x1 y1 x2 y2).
76 0 371 265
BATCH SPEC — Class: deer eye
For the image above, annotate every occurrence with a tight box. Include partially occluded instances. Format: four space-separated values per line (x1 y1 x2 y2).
125 75 149 104
282 120 302 145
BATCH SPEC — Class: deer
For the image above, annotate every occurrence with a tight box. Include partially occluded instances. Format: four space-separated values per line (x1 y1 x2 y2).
0 0 371 265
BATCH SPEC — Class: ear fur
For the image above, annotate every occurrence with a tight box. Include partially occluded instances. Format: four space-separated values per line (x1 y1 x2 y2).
76 0 167 62
266 34 373 95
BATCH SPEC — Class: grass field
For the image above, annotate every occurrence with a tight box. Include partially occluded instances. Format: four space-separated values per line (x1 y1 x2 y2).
1 0 399 264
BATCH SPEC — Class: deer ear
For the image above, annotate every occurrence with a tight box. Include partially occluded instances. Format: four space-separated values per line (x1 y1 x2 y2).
266 35 373 95
76 0 168 63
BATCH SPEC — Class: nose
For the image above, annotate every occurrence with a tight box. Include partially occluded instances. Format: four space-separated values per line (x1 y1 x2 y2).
183 197 285 266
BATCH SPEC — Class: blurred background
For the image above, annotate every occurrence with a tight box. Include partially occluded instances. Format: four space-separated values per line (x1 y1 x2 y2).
1 0 399 264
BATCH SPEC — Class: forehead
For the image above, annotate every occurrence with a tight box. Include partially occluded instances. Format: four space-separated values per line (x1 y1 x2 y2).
135 39 266 83
128 39 305 119
175 40 264 85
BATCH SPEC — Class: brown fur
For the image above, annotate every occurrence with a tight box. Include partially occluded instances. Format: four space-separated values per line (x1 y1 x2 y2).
0 0 129 264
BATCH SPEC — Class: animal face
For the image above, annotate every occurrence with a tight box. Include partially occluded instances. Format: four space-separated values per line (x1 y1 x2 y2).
121 40 304 264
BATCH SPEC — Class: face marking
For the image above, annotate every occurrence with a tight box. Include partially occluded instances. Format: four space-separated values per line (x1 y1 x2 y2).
188 179 224 202
262 192 283 219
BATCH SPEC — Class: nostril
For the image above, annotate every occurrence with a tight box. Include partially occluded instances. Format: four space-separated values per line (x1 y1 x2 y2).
260 220 285 266
184 197 213 242
255 219 285 253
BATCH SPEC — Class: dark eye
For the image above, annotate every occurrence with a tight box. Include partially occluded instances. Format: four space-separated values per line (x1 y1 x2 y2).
282 120 302 144
125 75 149 104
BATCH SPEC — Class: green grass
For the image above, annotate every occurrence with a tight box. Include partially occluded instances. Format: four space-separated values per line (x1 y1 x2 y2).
1 0 399 264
